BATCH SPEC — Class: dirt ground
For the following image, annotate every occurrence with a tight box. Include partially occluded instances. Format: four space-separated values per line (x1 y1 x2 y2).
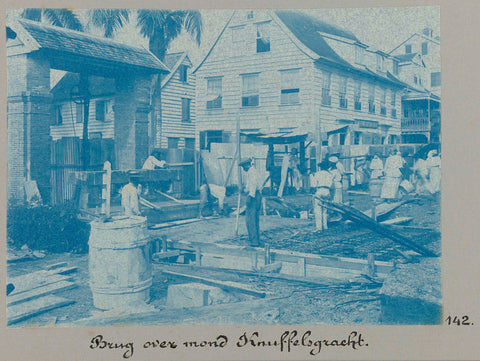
7 191 441 327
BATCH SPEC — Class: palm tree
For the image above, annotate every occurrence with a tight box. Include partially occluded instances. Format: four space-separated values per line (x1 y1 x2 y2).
87 9 130 38
21 8 83 31
90 9 202 61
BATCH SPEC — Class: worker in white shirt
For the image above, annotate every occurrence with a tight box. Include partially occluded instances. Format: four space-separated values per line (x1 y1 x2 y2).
381 150 405 200
370 154 384 179
121 171 141 216
142 153 167 170
312 161 333 231
329 162 343 203
240 158 262 247
425 149 441 193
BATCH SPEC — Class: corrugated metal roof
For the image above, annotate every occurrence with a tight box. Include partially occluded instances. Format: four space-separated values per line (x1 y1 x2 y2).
18 19 169 72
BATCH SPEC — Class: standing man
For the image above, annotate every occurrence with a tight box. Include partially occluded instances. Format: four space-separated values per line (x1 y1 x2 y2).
312 161 333 231
278 148 300 197
121 171 141 216
240 158 262 247
425 150 441 193
329 162 343 203
381 150 405 201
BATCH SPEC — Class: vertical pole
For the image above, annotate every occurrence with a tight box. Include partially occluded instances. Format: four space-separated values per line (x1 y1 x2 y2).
235 112 242 236
264 243 271 265
315 108 322 165
367 253 376 278
80 74 90 171
428 97 431 142
101 161 111 217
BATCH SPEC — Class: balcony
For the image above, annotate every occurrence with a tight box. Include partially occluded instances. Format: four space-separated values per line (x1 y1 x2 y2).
401 117 431 132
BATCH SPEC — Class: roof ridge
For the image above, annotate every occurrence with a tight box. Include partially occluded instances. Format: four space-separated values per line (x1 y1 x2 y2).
18 18 151 54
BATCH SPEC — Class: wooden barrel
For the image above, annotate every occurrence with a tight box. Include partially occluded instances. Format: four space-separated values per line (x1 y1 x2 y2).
88 216 152 310
369 178 384 198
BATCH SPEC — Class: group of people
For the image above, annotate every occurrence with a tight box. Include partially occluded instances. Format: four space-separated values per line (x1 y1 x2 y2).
413 149 441 195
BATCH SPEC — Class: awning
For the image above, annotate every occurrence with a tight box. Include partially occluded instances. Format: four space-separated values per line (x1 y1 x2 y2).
326 125 349 135
242 129 309 144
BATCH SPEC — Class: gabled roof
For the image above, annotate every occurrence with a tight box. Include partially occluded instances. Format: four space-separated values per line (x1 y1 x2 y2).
12 19 169 73
163 52 185 70
274 10 353 68
161 52 193 88
194 10 407 89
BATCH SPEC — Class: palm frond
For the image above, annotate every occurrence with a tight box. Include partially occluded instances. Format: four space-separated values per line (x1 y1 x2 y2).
89 9 130 38
181 10 203 45
21 8 42 22
43 8 83 31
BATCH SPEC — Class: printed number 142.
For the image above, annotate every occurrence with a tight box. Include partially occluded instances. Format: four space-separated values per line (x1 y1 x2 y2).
445 315 472 326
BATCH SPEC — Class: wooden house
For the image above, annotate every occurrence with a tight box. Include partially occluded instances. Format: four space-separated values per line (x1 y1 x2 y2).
157 52 196 150
193 9 408 161
389 29 441 143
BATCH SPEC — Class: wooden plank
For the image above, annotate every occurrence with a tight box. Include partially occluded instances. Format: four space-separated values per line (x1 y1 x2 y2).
318 199 438 257
46 262 68 270
169 240 395 274
380 217 413 225
162 270 266 298
259 262 282 274
7 281 77 306
7 295 74 325
152 250 182 262
155 263 347 287
8 273 73 297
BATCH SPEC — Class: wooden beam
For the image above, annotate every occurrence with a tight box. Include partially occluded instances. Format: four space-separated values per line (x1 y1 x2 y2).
162 270 266 298
8 274 72 297
7 295 74 325
7 281 77 306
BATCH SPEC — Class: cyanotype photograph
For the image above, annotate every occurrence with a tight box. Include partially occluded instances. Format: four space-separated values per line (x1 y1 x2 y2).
5 6 442 329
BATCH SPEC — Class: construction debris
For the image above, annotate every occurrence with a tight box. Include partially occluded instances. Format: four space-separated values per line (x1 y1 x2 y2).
7 263 78 326
318 199 438 257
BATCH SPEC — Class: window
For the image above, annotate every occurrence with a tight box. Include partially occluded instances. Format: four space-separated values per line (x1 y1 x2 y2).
391 90 396 107
339 76 348 108
405 44 412 54
380 88 386 115
179 65 188 83
242 73 259 107
391 108 397 118
206 77 222 109
355 46 364 64
75 103 83 123
55 104 63 125
168 137 179 149
421 42 428 55
95 100 106 121
431 72 441 87
354 80 362 110
182 98 191 122
353 132 361 145
247 10 254 20
200 130 223 150
231 26 244 56
321 71 331 106
280 69 300 105
184 138 195 149
392 60 399 75
414 75 418 85
368 84 375 113
376 54 384 71
256 22 270 53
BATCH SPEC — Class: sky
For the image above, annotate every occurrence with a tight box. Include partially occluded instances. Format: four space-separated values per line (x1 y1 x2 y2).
8 7 440 68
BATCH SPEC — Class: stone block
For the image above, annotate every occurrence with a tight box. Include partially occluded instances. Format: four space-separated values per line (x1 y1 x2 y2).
166 282 237 308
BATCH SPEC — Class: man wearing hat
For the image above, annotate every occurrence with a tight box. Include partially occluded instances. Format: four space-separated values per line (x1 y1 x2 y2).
240 158 262 246
121 171 141 216
312 161 333 230
328 155 344 203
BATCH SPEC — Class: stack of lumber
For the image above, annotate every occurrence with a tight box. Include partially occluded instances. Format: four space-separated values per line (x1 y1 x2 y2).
7 263 78 326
